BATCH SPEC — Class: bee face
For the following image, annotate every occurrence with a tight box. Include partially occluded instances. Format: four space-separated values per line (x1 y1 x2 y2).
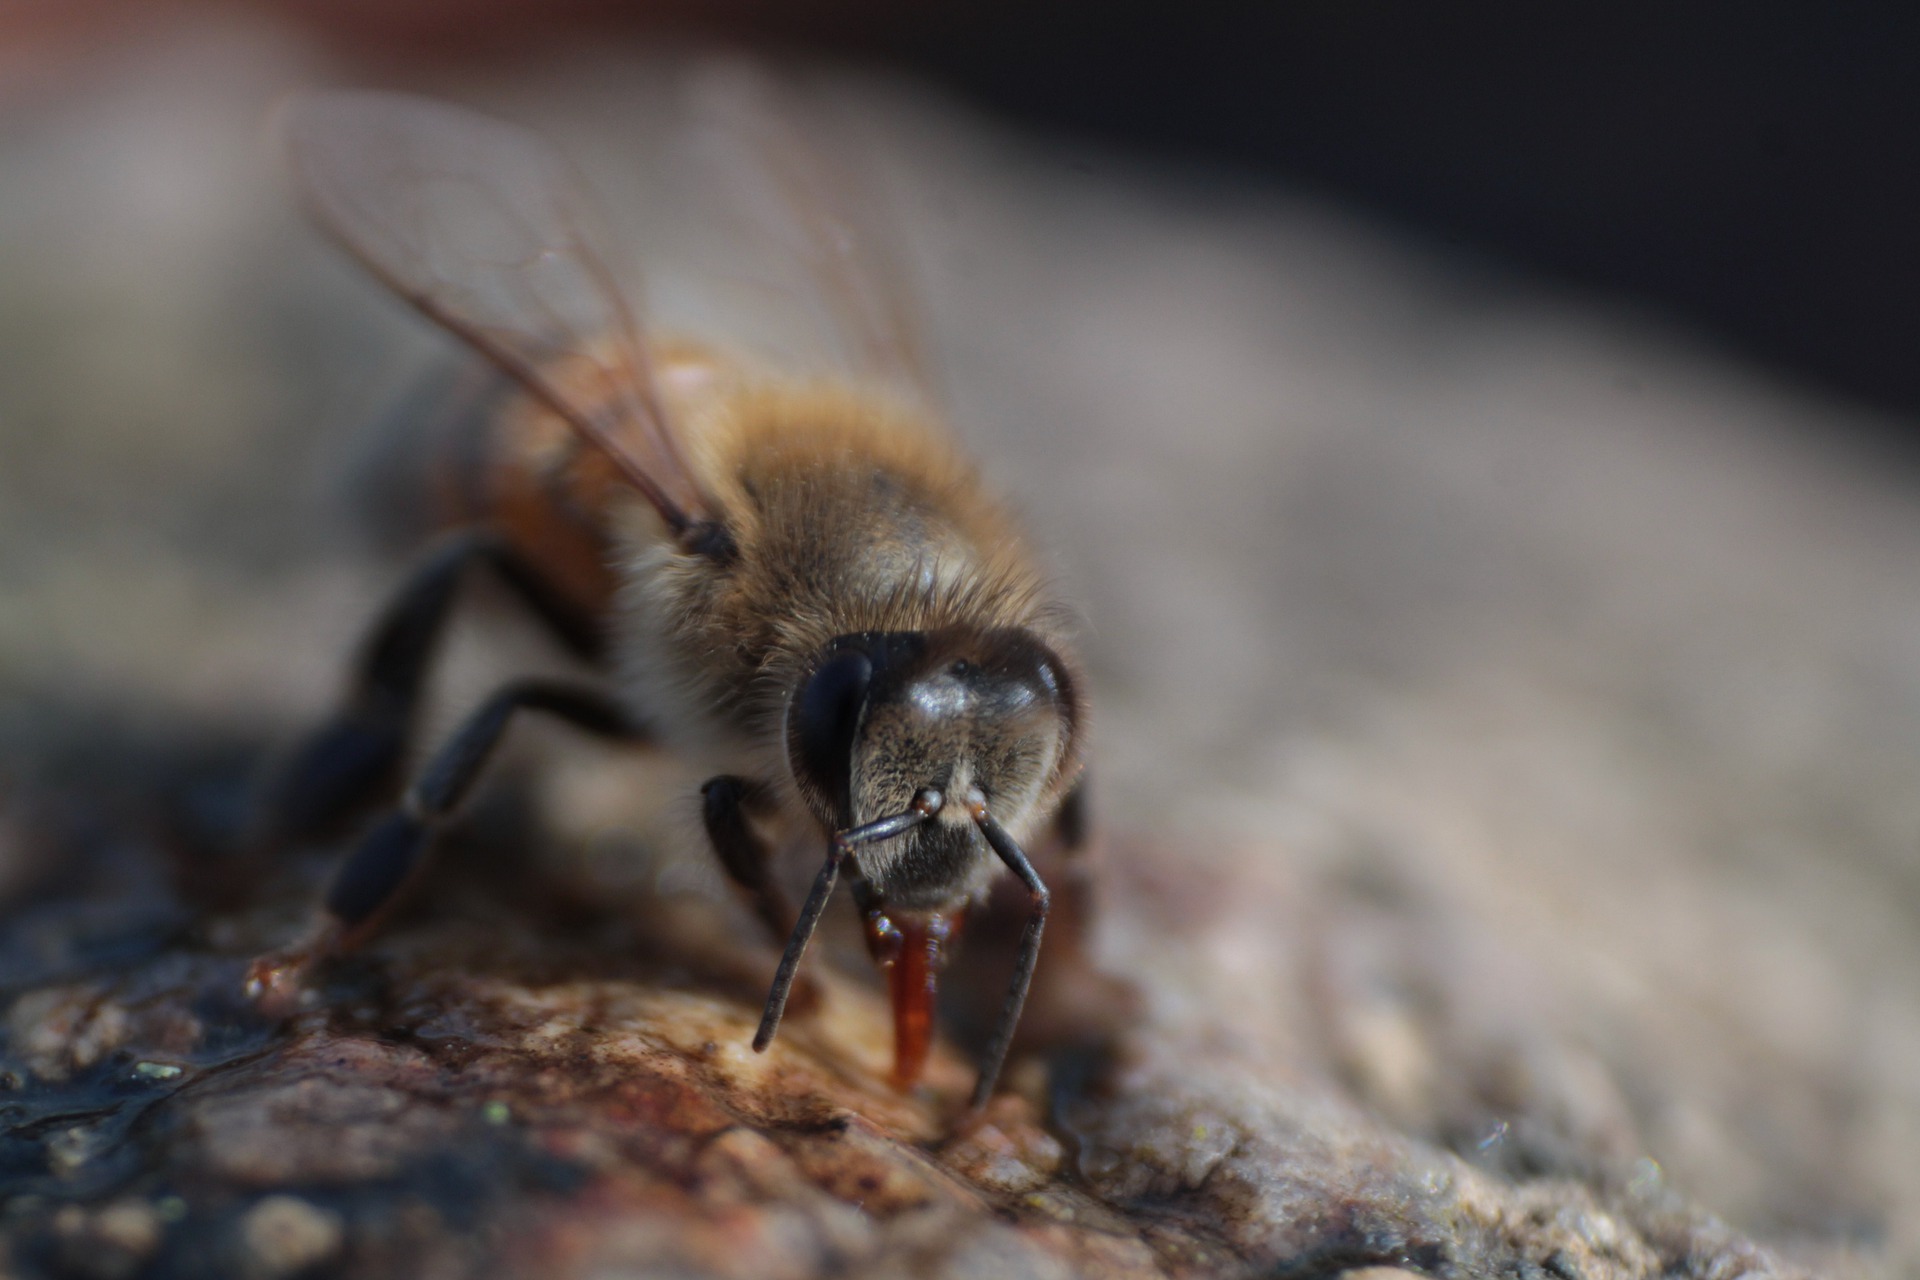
788 627 1076 903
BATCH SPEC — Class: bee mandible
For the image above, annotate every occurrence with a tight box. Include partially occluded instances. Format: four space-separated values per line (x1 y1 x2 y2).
245 89 1088 1106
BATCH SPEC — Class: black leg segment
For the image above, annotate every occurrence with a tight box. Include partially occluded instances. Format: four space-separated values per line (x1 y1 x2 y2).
1054 777 1089 854
261 530 604 844
322 678 644 939
700 775 796 945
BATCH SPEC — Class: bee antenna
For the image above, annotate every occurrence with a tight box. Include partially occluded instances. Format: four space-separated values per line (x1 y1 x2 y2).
967 796 1051 1108
753 798 938 1053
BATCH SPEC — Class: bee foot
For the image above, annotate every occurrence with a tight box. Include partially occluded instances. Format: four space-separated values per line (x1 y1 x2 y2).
243 926 337 1017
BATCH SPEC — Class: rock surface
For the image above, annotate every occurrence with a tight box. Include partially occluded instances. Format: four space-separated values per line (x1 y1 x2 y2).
3 29 1915 1280
0 792 1815 1280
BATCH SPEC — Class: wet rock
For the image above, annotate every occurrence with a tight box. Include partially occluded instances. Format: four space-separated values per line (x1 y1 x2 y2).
47 1199 163 1280
235 1196 344 1279
0 788 1819 1279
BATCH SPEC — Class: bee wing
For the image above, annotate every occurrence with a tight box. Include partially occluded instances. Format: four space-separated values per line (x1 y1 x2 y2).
687 65 938 401
281 90 709 534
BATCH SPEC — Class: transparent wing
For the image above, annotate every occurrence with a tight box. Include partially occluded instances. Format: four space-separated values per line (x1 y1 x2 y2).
685 64 938 401
281 89 709 533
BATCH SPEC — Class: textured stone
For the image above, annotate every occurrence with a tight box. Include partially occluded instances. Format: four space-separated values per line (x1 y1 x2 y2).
236 1197 345 1280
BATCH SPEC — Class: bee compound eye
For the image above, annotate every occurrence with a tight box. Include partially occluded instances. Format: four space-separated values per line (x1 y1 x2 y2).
793 648 874 803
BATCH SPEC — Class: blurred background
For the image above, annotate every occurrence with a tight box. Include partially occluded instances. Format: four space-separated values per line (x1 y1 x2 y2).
10 3 1920 444
2 4 1919 1277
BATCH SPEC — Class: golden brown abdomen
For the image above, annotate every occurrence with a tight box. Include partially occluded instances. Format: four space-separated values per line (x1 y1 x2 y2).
423 342 729 631
435 396 627 628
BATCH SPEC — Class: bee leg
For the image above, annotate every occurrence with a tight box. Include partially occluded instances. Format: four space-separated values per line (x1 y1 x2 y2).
700 776 799 944
969 805 1051 1109
1025 773 1136 1053
1054 778 1089 853
246 679 643 1012
1047 779 1096 962
260 531 600 844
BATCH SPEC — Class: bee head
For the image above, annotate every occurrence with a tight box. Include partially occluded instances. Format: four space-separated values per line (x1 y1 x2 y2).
786 628 1078 891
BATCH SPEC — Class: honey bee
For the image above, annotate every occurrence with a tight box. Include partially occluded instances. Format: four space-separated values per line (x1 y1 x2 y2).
246 88 1088 1107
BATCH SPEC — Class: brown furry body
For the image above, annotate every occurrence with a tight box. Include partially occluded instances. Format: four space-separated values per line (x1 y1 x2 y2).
457 341 1083 905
